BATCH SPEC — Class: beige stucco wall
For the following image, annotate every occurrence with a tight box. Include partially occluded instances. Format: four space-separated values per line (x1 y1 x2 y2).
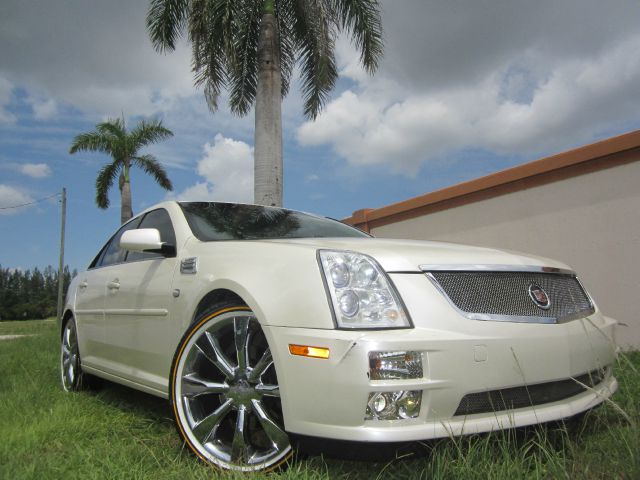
371 160 640 349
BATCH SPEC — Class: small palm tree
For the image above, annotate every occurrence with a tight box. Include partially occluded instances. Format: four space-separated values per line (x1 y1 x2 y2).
69 117 174 224
147 0 383 207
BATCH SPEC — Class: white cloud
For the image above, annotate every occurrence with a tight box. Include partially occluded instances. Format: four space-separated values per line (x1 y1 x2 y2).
28 97 57 120
299 30 640 173
0 185 34 215
0 0 195 119
19 163 52 178
174 134 254 203
2 0 640 188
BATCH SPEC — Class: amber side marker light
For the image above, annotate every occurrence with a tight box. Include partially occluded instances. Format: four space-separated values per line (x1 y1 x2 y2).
289 344 330 359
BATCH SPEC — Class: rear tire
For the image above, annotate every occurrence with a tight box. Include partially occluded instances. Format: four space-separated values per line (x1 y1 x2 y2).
60 316 99 391
170 304 292 472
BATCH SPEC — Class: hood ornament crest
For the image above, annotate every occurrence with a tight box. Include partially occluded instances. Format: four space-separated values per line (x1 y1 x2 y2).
528 284 551 310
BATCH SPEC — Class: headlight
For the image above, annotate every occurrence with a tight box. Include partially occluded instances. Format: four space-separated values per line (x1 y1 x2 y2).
318 250 412 329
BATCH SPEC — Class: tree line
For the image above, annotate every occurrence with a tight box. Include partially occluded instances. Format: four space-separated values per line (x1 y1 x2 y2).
0 265 77 320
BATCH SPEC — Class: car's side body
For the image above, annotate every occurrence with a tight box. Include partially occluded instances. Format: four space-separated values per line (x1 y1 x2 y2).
63 200 618 456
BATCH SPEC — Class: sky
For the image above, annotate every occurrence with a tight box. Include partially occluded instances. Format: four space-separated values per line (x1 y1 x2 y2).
1 0 640 271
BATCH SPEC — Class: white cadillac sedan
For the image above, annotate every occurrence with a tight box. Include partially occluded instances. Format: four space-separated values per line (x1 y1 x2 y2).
61 201 618 472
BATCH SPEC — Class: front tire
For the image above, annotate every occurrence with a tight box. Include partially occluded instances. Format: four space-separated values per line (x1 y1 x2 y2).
170 305 292 472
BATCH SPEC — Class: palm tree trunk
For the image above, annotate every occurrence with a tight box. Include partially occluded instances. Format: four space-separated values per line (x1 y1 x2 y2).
120 162 133 224
254 11 283 207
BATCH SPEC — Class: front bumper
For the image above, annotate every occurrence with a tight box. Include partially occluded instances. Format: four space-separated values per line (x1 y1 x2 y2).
263 274 618 442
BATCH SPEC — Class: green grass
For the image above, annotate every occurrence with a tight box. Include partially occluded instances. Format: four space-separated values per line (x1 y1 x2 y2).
0 317 58 336
0 319 638 479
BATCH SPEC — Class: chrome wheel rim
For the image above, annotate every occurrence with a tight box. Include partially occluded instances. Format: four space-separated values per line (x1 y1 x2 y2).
175 311 291 471
61 319 79 391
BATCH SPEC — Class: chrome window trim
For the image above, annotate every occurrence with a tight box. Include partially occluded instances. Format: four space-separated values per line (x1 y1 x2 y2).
419 264 576 275
424 272 595 325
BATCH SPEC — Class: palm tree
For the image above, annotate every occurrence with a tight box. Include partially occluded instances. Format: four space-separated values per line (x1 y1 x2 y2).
69 117 174 224
147 0 383 207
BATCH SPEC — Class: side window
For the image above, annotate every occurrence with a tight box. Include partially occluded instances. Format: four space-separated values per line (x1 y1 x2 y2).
127 209 177 262
95 218 141 268
88 243 108 269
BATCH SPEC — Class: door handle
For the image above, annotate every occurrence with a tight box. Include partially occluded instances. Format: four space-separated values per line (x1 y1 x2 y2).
107 280 120 291
79 281 88 289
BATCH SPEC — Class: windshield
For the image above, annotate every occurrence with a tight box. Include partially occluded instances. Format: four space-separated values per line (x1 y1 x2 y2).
179 202 370 241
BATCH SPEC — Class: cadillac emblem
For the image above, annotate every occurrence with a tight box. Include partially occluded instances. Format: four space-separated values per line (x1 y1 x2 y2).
528 284 551 310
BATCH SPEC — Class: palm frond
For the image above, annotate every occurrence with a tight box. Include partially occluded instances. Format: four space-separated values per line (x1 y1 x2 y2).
132 154 174 191
227 0 262 116
95 118 126 140
275 0 296 98
69 131 113 155
147 0 383 120
331 0 383 73
191 0 233 112
293 0 338 119
95 162 121 209
202 79 222 112
191 0 224 113
94 118 128 162
147 0 191 52
130 118 174 150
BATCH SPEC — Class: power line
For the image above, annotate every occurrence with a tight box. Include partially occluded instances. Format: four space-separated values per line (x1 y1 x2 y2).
0 192 61 210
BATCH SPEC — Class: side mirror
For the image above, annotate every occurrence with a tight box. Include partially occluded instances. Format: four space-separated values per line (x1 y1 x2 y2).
121 228 164 252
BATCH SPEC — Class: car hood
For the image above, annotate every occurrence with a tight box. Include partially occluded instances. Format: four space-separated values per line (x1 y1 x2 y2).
261 237 571 273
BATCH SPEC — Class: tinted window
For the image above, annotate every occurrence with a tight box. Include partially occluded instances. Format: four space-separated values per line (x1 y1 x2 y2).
88 244 108 269
95 218 141 268
127 208 177 262
179 202 369 241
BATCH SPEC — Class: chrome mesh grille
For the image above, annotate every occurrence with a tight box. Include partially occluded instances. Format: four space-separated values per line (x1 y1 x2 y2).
454 368 608 416
428 271 593 323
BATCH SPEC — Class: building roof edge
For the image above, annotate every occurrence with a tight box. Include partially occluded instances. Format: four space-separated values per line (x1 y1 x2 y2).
344 129 640 229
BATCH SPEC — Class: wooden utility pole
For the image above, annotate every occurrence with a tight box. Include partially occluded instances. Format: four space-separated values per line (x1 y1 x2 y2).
56 187 66 323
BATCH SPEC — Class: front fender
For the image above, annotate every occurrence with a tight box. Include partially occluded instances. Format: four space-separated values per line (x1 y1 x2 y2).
171 242 336 332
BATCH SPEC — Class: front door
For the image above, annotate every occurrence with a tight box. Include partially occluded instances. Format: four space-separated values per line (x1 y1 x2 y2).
101 208 180 393
103 257 177 391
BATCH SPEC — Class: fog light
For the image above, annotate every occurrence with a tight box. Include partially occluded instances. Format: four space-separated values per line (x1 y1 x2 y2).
397 391 421 419
368 392 396 419
365 390 422 420
372 393 387 412
369 351 423 380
